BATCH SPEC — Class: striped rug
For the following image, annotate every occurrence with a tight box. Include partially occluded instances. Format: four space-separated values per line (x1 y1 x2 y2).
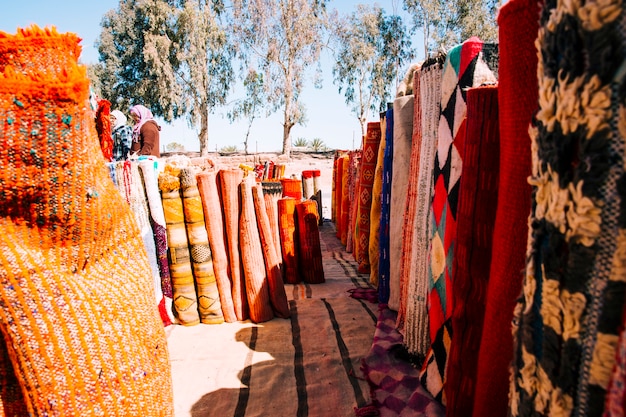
167 221 379 416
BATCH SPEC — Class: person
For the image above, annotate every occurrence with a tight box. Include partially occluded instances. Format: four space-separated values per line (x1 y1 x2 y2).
129 104 161 157
110 110 132 161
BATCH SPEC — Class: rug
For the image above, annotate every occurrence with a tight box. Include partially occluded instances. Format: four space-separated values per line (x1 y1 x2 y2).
421 37 498 403
444 85 500 417
239 178 274 323
341 155 351 246
357 123 382 274
403 58 444 361
296 200 325 284
359 307 445 417
335 153 348 239
139 160 176 326
219 169 249 321
346 151 361 254
281 178 303 201
278 197 301 284
397 66 422 335
369 112 387 286
261 181 283 268
378 106 394 304
510 1 626 415
471 2 538 415
197 171 237 323
252 185 290 318
181 168 224 325
160 167 201 326
388 94 414 312
0 25 173 415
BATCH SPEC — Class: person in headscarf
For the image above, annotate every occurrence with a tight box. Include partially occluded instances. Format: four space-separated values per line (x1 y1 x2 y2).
129 104 161 157
110 110 132 161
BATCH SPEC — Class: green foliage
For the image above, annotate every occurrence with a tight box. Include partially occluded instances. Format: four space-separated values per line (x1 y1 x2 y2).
293 137 309 147
96 0 234 155
220 145 239 153
166 142 186 152
330 5 413 135
309 137 326 151
227 69 266 154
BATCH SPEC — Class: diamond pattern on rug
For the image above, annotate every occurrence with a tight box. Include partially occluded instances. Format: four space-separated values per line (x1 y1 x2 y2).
358 307 445 416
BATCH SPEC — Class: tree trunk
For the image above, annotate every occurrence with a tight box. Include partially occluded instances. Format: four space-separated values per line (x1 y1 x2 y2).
281 99 294 158
199 102 209 156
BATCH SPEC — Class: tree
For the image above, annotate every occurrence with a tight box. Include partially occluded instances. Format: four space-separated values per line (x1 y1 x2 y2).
95 0 234 155
227 69 267 154
166 142 186 152
230 0 328 158
330 4 413 137
403 0 498 57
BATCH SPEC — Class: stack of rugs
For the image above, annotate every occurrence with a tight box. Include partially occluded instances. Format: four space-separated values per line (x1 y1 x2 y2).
108 158 328 325
333 0 626 414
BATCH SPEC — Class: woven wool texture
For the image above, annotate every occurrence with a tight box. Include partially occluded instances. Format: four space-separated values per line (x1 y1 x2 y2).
397 68 422 335
510 1 626 416
95 98 113 161
261 181 283 269
0 26 173 415
444 85 500 417
378 106 394 304
278 197 300 284
332 151 340 222
302 170 315 199
334 152 347 239
471 1 538 415
112 160 171 326
181 168 224 324
296 200 325 284
388 94 414 312
218 169 248 321
357 123 382 274
421 38 498 404
340 155 351 246
139 160 175 325
252 185 290 318
369 113 387 286
196 171 237 322
159 167 200 326
281 178 303 201
346 150 361 254
403 58 444 360
239 178 274 323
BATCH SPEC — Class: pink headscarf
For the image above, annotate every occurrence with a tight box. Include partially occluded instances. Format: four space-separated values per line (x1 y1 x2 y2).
130 104 154 143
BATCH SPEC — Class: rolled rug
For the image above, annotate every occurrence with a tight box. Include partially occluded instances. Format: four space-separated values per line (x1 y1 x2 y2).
197 171 237 322
369 112 387 286
388 94 414 311
509 0 626 415
262 180 284 263
340 155 350 246
334 153 347 237
397 65 422 334
239 178 274 323
180 168 224 324
357 122 382 274
280 177 303 200
218 169 248 321
296 200 325 284
420 37 498 404
471 1 538 416
444 85 500 417
302 170 315 199
378 105 394 304
403 56 444 363
346 150 360 253
139 160 176 326
159 168 200 326
252 185 290 318
278 197 300 284
0 25 173 415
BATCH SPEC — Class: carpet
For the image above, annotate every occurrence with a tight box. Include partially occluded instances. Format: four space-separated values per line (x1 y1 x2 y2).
471 1 538 415
510 1 626 415
378 106 394 304
369 112 387 286
421 37 498 403
296 200 325 284
402 56 444 361
388 94 414 312
278 197 300 284
357 123 382 274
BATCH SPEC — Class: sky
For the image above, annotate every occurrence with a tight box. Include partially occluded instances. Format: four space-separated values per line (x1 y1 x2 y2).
1 0 419 153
